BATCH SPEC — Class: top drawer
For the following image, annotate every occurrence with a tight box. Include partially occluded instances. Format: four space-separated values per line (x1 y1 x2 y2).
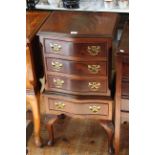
44 39 108 59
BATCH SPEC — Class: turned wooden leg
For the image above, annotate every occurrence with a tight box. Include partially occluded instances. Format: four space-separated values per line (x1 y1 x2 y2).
45 115 58 146
100 121 114 154
27 94 42 147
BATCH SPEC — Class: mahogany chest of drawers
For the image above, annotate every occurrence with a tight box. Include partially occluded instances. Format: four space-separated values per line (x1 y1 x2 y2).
38 11 119 153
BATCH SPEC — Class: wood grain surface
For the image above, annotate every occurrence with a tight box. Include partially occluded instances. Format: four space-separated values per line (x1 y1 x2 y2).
26 11 50 43
38 11 119 38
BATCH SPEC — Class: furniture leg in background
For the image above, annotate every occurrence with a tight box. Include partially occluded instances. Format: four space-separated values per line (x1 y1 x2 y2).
26 92 42 147
114 22 129 155
114 55 122 155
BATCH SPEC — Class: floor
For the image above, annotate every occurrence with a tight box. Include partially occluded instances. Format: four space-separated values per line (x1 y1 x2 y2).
27 115 129 155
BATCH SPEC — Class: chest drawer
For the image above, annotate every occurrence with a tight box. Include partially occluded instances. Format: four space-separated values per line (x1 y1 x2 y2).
46 74 110 96
46 58 107 76
44 39 108 59
44 94 113 120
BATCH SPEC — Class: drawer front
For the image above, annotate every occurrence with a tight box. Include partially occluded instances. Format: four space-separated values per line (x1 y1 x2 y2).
44 39 107 59
46 75 109 96
46 58 107 76
48 99 109 116
44 95 112 120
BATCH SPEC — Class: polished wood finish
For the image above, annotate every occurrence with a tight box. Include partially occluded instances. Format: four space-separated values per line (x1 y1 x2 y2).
114 22 129 155
26 11 51 44
38 11 118 37
38 12 119 97
38 11 119 153
46 58 107 76
44 93 113 120
44 39 108 58
47 74 109 96
26 11 51 147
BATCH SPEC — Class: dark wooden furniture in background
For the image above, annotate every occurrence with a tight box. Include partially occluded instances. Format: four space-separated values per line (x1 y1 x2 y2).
114 22 129 155
26 11 50 147
38 11 119 153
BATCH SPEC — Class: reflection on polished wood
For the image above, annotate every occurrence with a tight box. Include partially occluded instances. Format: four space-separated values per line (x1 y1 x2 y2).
26 11 51 43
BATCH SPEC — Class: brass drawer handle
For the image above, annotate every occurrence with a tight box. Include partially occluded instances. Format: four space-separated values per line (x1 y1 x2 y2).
49 43 62 53
54 101 65 109
53 78 64 88
89 105 101 113
88 65 101 74
51 61 63 71
88 82 101 91
87 46 101 56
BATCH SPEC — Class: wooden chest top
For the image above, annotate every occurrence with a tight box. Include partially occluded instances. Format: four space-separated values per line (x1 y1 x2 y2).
38 11 119 38
26 11 50 43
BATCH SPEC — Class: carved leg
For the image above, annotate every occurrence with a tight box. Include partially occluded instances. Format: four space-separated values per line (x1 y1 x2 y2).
45 115 58 146
100 121 114 154
27 94 42 147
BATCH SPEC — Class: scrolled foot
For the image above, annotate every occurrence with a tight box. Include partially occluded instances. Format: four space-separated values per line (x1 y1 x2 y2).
47 139 54 146
100 121 114 154
109 146 114 154
45 115 58 147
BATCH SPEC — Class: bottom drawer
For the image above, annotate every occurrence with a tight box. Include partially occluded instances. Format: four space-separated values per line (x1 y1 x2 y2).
44 93 113 120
